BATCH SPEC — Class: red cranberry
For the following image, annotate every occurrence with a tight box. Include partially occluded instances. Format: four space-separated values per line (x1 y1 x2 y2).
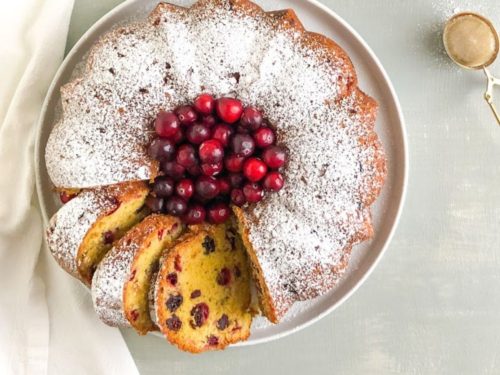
243 182 264 203
216 267 231 285
103 231 115 245
199 139 224 163
190 289 201 299
166 315 182 331
153 176 175 197
148 138 175 161
215 97 243 123
145 195 164 212
187 163 202 177
224 154 245 173
263 172 284 192
201 162 223 176
166 294 183 312
207 202 231 224
243 157 267 182
228 173 244 188
193 93 215 115
190 303 209 327
165 196 188 216
216 314 229 330
217 177 231 195
262 146 287 169
172 129 184 144
230 189 246 206
211 123 234 147
176 144 198 168
186 123 210 144
175 105 197 125
201 115 216 127
183 204 206 224
166 273 178 286
175 179 194 200
236 125 250 134
231 133 255 157
207 335 219 346
155 111 180 138
195 176 220 199
161 161 185 180
253 127 275 148
240 106 263 130
59 191 75 204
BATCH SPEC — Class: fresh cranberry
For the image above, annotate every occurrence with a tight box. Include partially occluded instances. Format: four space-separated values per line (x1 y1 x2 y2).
103 231 115 245
201 162 223 176
236 125 250 134
171 129 184 144
224 154 245 173
148 138 175 161
216 267 231 285
175 179 194 200
59 191 76 204
231 133 255 157
183 204 206 224
243 157 267 182
175 105 198 125
263 172 284 192
199 139 224 163
243 182 264 203
165 196 188 216
193 94 215 115
195 176 220 199
211 123 233 147
166 273 178 286
262 146 287 169
207 202 231 224
155 111 180 138
230 189 246 206
166 294 183 312
201 115 216 127
187 163 202 177
215 98 243 123
186 123 211 144
145 195 164 212
161 161 185 180
166 315 182 331
253 127 275 148
176 144 198 168
240 106 263 130
190 303 209 327
217 177 231 195
228 173 244 188
207 335 219 346
153 176 175 197
217 314 229 330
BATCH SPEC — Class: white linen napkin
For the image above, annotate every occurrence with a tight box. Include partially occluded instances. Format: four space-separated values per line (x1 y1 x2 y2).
0 1 139 374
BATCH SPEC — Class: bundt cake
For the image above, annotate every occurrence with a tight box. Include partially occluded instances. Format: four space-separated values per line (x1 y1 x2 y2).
43 0 387 349
92 214 183 333
46 181 149 285
155 222 253 352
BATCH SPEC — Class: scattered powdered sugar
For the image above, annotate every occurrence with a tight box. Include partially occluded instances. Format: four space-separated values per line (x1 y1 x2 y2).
46 1 385 321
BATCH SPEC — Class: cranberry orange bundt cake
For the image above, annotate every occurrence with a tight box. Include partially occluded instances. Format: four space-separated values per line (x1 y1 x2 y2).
155 222 253 352
92 214 183 333
44 0 387 347
46 181 149 285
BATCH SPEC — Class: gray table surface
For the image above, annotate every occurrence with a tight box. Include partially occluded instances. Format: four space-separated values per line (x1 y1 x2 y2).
66 0 500 374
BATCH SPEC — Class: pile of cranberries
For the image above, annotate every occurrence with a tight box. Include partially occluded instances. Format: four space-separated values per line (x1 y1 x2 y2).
146 94 287 224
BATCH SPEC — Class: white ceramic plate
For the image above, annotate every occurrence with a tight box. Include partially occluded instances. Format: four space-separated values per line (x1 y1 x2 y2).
35 0 407 346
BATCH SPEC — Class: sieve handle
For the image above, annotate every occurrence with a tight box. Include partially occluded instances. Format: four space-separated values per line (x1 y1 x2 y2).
483 67 500 125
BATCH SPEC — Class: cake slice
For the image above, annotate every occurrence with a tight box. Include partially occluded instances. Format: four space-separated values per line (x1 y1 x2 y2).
155 221 253 353
46 181 149 285
92 214 183 333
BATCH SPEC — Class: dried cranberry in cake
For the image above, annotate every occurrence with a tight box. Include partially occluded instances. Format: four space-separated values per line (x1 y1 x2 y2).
211 123 233 147
193 93 215 115
175 105 198 125
165 196 188 216
243 158 267 182
161 161 186 180
148 138 176 161
243 182 263 203
155 111 180 138
183 204 206 224
263 172 284 192
176 144 198 168
175 179 194 200
167 272 178 286
262 145 287 169
59 191 76 204
201 162 223 177
145 195 164 213
253 127 275 148
199 139 224 163
230 189 246 207
215 97 243 123
153 176 175 198
207 202 231 224
186 123 211 144
195 176 220 200
240 106 263 131
103 231 115 245
155 223 252 353
225 154 245 173
231 133 255 157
